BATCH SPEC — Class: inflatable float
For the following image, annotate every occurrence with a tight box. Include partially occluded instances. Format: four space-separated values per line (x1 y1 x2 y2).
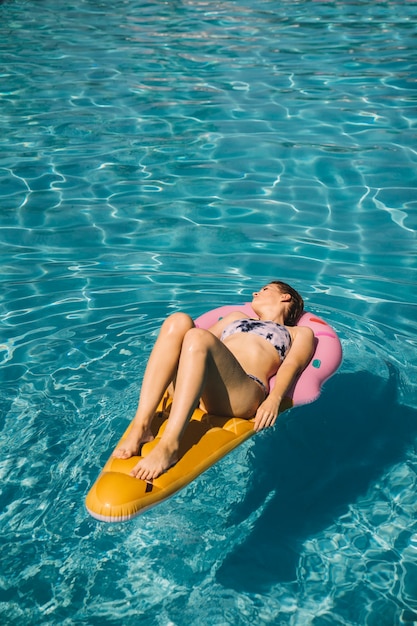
85 304 342 522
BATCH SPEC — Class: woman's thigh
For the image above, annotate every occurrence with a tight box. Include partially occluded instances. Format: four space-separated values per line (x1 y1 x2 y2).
190 331 264 418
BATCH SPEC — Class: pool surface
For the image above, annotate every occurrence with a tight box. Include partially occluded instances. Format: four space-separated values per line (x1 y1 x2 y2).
1 0 417 624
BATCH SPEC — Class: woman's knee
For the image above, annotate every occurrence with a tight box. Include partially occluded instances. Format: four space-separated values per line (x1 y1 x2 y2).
161 312 195 337
181 327 215 353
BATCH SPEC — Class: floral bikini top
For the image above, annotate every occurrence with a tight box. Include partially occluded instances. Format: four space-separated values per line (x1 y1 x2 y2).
220 318 292 360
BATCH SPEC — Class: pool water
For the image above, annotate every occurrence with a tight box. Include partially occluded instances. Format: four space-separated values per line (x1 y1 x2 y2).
1 0 417 623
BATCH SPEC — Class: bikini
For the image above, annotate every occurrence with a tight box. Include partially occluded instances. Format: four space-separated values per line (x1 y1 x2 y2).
220 319 292 397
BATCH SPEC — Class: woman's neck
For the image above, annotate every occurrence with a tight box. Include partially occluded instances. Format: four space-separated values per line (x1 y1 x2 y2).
256 310 286 325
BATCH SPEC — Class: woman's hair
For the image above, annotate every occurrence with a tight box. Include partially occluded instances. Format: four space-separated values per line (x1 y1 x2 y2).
270 280 304 325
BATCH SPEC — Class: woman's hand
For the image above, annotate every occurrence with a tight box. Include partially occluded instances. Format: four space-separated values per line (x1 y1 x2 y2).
253 395 281 432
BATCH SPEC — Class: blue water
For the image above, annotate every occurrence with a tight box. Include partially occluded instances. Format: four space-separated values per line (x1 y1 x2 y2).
1 0 417 623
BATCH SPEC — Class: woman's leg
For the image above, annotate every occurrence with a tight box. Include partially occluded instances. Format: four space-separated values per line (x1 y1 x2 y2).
113 312 195 459
130 327 264 480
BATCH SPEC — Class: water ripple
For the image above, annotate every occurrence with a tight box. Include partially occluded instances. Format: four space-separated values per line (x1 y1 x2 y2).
1 0 417 624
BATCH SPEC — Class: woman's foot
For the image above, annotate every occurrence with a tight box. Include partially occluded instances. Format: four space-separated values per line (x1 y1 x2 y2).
130 440 179 481
112 427 154 459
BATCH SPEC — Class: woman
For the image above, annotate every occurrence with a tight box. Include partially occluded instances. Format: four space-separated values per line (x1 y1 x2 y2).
113 281 314 481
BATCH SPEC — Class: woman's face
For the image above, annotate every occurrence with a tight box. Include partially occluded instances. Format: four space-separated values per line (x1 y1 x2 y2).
251 284 291 322
252 283 283 302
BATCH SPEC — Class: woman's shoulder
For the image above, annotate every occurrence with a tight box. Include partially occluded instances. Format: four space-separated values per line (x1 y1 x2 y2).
207 310 251 337
286 324 314 342
223 311 251 322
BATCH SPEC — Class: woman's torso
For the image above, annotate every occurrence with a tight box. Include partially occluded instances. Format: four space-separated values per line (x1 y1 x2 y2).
219 317 294 386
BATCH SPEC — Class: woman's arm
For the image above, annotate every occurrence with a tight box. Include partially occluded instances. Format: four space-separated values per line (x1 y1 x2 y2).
253 325 315 431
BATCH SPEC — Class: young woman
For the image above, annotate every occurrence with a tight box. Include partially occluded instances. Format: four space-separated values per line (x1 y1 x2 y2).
113 281 314 481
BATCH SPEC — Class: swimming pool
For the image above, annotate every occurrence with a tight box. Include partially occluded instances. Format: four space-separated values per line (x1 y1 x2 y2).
1 0 416 623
